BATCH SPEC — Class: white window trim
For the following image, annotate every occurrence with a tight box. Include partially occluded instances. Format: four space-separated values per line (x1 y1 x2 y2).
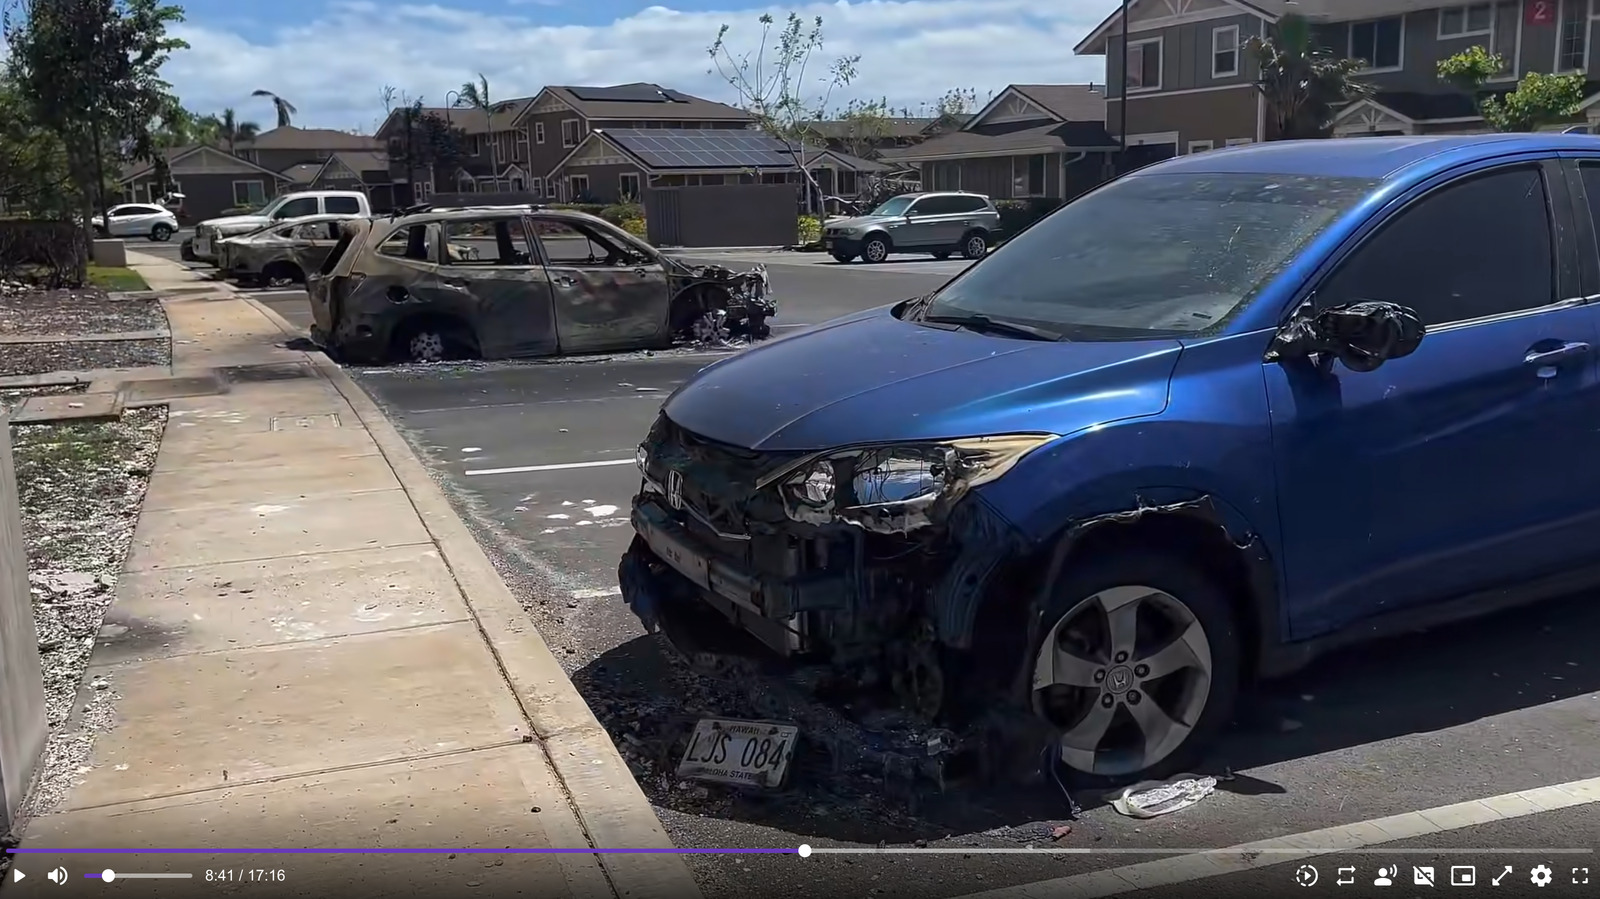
569 174 590 196
1225 137 1255 146
1349 15 1406 74
1488 2 1524 83
1188 140 1215 154
531 176 544 196
561 118 581 149
1211 25 1240 78
1554 0 1593 73
535 122 546 144
231 179 266 206
1437 3 1495 38
619 172 641 198
1126 36 1164 94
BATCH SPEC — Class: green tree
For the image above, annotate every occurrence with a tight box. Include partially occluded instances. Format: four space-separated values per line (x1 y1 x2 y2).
0 74 73 216
934 87 978 117
251 89 297 128
832 96 890 160
218 108 260 151
1246 13 1372 139
1438 46 1587 132
710 13 860 214
3 0 187 236
393 99 468 201
454 74 513 190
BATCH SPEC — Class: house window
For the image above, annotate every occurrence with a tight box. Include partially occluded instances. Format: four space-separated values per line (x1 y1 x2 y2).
569 174 590 199
619 172 641 199
232 180 267 206
1188 140 1215 154
837 169 858 195
1212 26 1240 77
1438 3 1493 37
1557 0 1589 71
531 177 544 197
561 119 582 148
1225 138 1255 146
1126 37 1163 91
535 122 546 144
515 132 530 162
1349 16 1403 71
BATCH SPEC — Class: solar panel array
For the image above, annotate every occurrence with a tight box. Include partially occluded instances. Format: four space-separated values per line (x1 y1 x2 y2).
604 128 796 169
567 84 692 104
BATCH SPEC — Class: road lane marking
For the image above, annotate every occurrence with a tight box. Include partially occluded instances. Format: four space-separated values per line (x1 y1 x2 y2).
573 587 622 599
464 458 634 476
947 775 1600 898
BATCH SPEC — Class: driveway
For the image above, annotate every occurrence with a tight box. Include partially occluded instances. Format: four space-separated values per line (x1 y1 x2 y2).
257 256 1600 897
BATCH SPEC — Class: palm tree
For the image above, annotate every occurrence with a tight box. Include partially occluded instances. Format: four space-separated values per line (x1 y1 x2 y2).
455 74 513 191
219 108 260 153
251 89 298 128
1247 14 1373 139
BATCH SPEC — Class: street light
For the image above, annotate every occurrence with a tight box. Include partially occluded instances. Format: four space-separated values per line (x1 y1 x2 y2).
444 89 462 126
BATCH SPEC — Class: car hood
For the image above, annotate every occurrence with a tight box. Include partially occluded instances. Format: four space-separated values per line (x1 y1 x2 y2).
201 214 271 231
662 306 1183 451
826 214 901 231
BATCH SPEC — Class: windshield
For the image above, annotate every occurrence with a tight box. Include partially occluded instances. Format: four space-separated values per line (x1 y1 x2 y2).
920 172 1377 339
871 197 914 217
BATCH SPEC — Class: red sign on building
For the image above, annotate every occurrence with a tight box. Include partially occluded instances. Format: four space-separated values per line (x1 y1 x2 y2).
1527 0 1556 25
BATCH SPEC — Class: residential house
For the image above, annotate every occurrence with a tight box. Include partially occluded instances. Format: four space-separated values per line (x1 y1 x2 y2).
877 84 1120 201
1073 0 1600 156
803 114 972 159
523 83 757 202
374 97 538 201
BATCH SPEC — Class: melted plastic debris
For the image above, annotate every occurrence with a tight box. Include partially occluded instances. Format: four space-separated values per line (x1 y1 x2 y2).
1110 775 1217 818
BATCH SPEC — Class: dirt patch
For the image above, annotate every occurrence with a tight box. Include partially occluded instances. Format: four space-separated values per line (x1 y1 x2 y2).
8 407 166 819
0 339 169 378
0 281 164 337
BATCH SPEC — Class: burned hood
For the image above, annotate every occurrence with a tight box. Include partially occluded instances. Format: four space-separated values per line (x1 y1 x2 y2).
662 306 1183 452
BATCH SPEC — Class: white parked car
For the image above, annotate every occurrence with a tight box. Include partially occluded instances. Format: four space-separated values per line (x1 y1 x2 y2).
191 190 371 264
92 203 180 241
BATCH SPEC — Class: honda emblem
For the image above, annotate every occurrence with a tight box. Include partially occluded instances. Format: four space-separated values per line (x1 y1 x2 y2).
667 469 684 510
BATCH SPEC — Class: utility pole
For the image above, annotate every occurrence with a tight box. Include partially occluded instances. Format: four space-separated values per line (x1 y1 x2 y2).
1118 0 1130 171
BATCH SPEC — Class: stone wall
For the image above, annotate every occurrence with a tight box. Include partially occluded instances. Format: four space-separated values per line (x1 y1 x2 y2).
0 416 46 833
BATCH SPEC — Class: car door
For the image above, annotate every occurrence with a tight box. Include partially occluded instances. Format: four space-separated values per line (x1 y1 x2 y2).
895 197 945 248
921 195 969 246
290 221 341 272
1267 158 1600 638
530 216 670 353
434 216 558 358
106 206 142 237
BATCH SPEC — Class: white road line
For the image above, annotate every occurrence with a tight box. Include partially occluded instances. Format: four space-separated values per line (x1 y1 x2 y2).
948 776 1600 898
572 587 622 599
463 458 634 476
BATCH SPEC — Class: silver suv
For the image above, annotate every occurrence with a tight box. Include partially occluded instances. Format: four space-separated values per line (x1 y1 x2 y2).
823 191 1001 264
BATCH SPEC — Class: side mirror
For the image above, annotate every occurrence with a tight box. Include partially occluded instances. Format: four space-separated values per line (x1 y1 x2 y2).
1266 300 1425 373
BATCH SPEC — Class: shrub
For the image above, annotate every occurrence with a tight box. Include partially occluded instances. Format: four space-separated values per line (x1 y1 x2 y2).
549 202 608 219
994 198 1063 237
598 202 642 226
0 220 87 288
620 216 646 238
797 215 822 245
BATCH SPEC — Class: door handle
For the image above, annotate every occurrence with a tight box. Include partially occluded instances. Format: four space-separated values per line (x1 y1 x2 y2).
1525 341 1590 377
632 267 647 276
553 275 576 288
442 279 469 290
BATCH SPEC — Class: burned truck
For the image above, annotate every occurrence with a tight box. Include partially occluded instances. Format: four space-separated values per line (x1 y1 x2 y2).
305 205 774 364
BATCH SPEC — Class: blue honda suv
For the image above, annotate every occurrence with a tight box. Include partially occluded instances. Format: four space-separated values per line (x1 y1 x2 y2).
619 134 1600 784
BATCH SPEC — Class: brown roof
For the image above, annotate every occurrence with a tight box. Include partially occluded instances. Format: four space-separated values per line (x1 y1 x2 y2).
805 118 946 140
377 98 534 137
1005 85 1108 123
330 150 389 174
544 83 753 122
280 162 322 184
239 126 382 151
118 144 293 183
879 121 1120 162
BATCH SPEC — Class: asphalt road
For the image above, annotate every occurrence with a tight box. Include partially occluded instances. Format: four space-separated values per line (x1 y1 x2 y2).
153 240 1600 897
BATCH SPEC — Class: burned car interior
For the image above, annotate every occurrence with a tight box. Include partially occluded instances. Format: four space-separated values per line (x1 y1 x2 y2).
307 206 773 364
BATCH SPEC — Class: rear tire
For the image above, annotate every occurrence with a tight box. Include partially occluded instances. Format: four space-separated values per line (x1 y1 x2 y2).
392 316 476 364
261 262 302 288
150 223 173 242
932 250 952 260
960 231 989 261
1030 549 1241 786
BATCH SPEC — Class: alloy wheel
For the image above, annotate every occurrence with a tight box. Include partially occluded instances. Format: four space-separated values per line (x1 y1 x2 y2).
863 239 888 263
1032 585 1213 778
408 331 446 363
964 236 987 259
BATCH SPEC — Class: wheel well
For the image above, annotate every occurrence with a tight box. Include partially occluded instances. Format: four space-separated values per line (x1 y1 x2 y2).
389 312 478 356
862 230 893 248
261 260 302 282
963 227 990 240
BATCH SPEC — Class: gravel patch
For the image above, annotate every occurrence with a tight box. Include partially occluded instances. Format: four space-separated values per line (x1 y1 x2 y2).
0 338 169 378
0 281 163 337
7 408 165 825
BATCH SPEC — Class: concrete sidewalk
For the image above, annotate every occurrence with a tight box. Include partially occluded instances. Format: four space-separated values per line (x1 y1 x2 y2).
10 252 701 898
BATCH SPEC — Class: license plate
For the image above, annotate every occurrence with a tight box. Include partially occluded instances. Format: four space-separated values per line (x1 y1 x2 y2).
651 525 710 589
823 239 833 248
677 718 799 789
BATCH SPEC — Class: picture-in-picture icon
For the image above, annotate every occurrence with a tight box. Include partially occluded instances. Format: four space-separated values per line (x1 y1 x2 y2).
1451 866 1477 886
1375 866 1397 886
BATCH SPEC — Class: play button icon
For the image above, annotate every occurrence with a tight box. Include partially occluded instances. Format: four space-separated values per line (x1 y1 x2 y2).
12 868 24 882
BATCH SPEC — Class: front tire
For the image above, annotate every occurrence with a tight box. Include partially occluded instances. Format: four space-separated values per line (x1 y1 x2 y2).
932 250 952 260
831 251 856 263
861 235 890 264
1031 550 1240 784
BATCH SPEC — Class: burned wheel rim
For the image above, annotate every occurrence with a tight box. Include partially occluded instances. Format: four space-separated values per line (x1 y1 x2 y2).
863 238 888 263
1032 585 1213 778
267 275 295 288
964 235 987 259
408 331 446 363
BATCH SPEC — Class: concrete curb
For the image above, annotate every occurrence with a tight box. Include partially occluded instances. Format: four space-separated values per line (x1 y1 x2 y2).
227 291 705 899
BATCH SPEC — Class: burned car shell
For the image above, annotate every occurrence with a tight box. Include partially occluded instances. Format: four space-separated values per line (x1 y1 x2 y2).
216 213 366 285
306 207 774 364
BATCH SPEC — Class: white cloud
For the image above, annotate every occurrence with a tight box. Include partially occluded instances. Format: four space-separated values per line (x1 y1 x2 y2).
164 0 1111 131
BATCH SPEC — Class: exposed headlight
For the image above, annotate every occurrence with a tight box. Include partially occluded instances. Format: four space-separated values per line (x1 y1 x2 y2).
770 434 1057 532
635 444 648 473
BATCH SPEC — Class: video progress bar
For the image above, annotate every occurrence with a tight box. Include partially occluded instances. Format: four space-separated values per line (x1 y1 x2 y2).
86 871 193 879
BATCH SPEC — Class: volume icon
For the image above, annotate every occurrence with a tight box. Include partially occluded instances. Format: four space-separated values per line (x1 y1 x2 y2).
46 866 67 884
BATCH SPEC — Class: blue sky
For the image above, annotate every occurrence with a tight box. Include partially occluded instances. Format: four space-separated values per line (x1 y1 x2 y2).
160 0 1114 130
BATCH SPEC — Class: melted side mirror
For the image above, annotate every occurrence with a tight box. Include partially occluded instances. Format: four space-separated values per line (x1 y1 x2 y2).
1267 300 1425 373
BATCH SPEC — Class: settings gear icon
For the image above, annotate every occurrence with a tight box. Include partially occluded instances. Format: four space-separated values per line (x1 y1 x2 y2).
1532 864 1554 887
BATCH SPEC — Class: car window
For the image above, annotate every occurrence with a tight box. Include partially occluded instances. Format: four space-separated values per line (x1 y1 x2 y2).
441 218 534 265
945 196 984 214
324 196 362 215
530 219 645 266
1317 166 1554 326
289 223 328 240
375 224 432 261
907 198 942 216
275 197 319 219
923 172 1376 339
1575 162 1600 263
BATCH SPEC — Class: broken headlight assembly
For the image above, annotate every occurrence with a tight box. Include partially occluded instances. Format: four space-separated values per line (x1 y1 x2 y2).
765 434 1058 532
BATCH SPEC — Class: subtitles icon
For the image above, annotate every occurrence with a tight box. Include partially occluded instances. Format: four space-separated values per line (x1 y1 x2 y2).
1452 866 1477 886
1415 866 1437 887
1337 867 1356 885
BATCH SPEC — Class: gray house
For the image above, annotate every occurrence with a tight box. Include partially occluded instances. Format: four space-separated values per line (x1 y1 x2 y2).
1073 0 1600 156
